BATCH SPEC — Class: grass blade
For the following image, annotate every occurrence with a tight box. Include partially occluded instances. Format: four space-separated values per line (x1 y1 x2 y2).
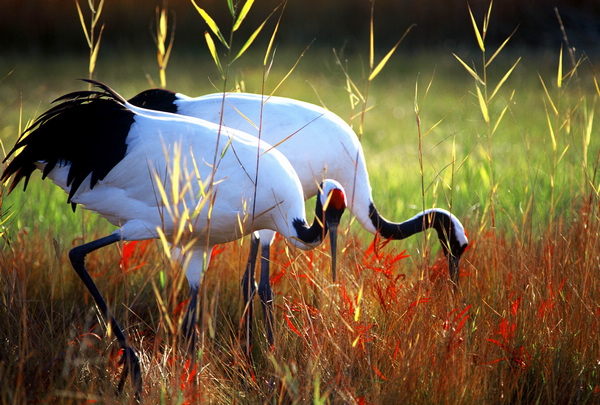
585 106 594 150
164 16 175 68
191 0 229 48
423 114 447 138
220 135 233 159
557 144 570 164
538 73 558 117
204 31 224 78
233 0 254 32
489 57 521 101
76 1 92 48
264 3 285 66
414 78 419 115
232 18 267 63
483 0 493 37
368 25 414 82
334 49 364 104
593 69 600 97
226 0 234 17
486 25 518 67
150 279 175 334
269 44 311 97
354 285 363 322
89 24 104 76
153 172 173 220
492 104 509 136
557 45 563 89
156 227 172 260
468 4 485 52
453 53 485 85
92 0 104 27
369 41 399 82
157 8 167 57
492 89 514 135
476 85 489 123
423 65 436 104
544 103 557 151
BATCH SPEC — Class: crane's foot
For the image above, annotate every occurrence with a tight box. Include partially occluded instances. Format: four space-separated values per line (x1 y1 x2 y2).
116 346 142 402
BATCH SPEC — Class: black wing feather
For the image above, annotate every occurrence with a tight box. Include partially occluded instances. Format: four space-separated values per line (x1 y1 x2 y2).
1 81 136 210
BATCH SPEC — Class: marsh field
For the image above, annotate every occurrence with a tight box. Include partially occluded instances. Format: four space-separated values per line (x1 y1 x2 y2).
1 1 600 403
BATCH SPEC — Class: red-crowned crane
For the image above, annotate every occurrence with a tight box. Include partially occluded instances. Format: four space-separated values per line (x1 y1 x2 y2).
0 81 347 398
128 89 469 346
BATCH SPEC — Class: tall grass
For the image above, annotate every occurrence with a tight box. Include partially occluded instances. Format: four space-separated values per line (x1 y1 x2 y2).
1 1 600 404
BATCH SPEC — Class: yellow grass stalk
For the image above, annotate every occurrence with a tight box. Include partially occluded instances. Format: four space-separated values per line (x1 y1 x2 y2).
453 54 485 85
468 3 485 52
369 26 414 82
487 27 517 67
539 74 558 117
151 278 175 334
76 0 104 80
204 31 224 79
232 0 254 32
544 102 558 152
155 4 175 88
354 285 363 322
476 85 489 123
489 57 521 101
232 18 267 63
558 45 563 89
269 44 311 97
191 0 228 47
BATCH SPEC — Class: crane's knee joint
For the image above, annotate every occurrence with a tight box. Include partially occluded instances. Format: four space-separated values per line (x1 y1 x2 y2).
69 247 85 266
258 283 273 305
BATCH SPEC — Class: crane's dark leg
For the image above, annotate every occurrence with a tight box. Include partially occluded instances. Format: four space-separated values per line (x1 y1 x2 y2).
182 286 199 355
68 233 142 400
448 255 460 291
241 234 259 356
257 243 274 348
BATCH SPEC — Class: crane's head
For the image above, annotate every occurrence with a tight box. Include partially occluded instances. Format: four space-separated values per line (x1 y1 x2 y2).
427 209 468 287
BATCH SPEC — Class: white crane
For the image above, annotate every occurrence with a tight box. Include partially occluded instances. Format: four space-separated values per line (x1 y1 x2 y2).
1 81 347 397
128 89 469 346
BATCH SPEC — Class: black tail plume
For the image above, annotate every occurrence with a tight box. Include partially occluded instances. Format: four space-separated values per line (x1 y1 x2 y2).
1 81 135 210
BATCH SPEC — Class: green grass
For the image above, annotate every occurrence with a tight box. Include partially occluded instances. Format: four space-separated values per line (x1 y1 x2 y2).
1 32 600 403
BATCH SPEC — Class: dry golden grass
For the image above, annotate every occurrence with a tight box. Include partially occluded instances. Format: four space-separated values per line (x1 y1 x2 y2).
1 186 599 403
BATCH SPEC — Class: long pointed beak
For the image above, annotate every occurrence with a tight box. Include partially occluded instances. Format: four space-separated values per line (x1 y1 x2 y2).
328 221 339 282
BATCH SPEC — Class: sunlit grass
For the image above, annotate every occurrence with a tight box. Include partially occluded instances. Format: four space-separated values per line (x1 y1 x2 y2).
1 1 600 401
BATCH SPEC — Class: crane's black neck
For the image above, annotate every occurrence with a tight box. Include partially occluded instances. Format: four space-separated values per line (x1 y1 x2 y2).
292 193 327 246
368 203 456 256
